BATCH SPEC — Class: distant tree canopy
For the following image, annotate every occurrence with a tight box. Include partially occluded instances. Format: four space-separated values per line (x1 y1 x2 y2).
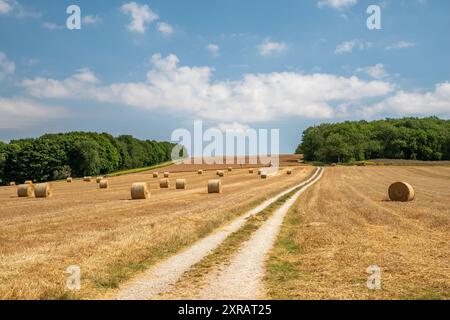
296 117 450 163
0 132 184 185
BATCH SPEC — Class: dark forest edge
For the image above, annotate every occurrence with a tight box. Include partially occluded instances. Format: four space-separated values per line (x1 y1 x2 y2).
296 117 450 164
0 132 185 185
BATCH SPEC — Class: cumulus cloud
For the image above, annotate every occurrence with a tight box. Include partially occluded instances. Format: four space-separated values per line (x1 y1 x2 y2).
258 39 288 57
0 0 12 14
317 0 358 9
217 122 251 133
0 97 68 129
157 21 173 36
206 44 220 57
356 64 388 80
22 68 99 98
120 2 158 33
335 39 372 54
385 41 416 50
0 52 15 80
22 53 394 123
363 82 450 117
82 15 103 25
42 22 64 30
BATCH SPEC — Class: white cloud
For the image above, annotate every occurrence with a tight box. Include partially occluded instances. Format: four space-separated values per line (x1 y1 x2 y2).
335 39 372 54
0 52 15 80
120 2 158 33
26 58 39 66
385 41 416 50
363 82 450 117
82 15 103 25
157 21 173 36
0 0 12 14
22 68 99 98
206 44 220 57
217 122 251 133
317 0 358 9
0 97 68 129
258 38 288 57
22 54 394 123
356 64 388 80
42 22 64 30
0 0 40 17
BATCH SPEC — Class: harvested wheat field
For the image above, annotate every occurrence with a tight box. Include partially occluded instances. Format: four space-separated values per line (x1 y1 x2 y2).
0 162 312 299
265 166 450 300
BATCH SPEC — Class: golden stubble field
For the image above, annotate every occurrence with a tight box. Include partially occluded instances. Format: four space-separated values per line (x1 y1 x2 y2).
0 163 312 299
266 166 450 299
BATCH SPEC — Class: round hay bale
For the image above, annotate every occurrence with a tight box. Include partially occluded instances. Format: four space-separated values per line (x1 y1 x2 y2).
35 183 53 198
261 172 267 179
227 167 232 172
388 182 415 202
207 179 221 193
164 172 170 178
286 169 292 175
248 169 254 174
131 182 150 200
197 169 203 175
176 179 187 190
331 163 337 167
257 169 263 176
153 172 159 178
216 170 224 177
159 178 170 189
66 177 73 183
96 177 104 184
83 176 92 182
25 180 33 185
99 179 109 189
9 182 16 186
17 184 34 198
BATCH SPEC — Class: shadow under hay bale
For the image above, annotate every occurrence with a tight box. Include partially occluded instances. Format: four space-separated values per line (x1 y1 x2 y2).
388 182 415 202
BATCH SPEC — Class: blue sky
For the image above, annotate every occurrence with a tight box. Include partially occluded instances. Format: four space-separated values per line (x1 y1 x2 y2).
1 0 450 153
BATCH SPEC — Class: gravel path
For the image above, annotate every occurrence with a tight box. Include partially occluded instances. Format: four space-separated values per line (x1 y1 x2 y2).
196 167 324 300
117 168 321 300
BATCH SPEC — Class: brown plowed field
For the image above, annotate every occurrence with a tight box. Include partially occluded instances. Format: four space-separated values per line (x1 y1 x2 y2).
0 162 312 299
266 166 450 299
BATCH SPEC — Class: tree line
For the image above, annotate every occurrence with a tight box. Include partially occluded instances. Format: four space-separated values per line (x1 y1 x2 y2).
296 117 450 163
0 132 182 185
